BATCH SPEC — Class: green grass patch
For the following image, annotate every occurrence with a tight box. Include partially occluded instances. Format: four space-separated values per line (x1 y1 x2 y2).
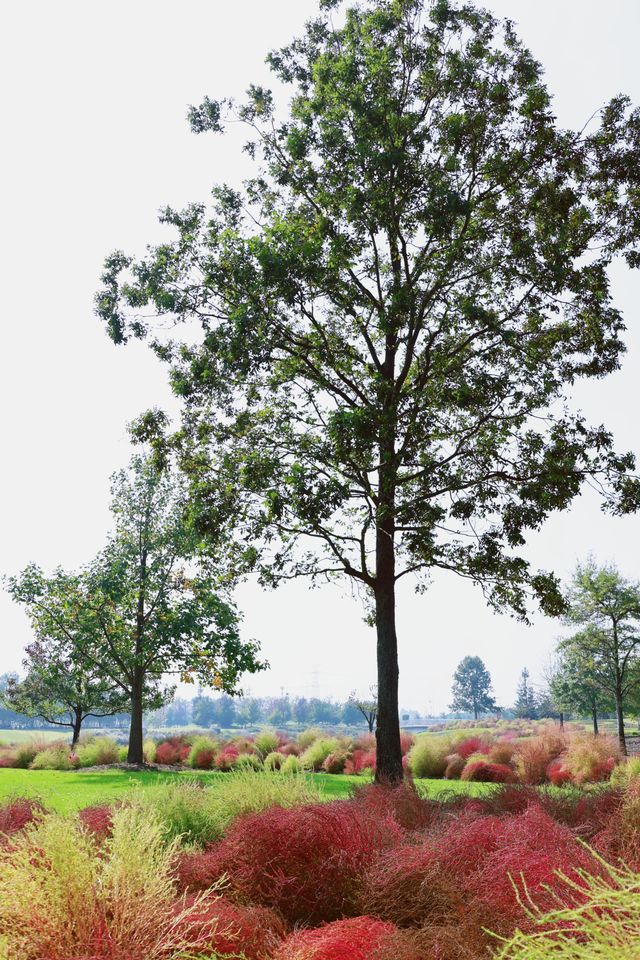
0 767 492 813
0 729 70 745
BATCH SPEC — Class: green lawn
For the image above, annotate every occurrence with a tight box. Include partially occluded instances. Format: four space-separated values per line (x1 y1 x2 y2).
0 768 490 813
0 729 70 745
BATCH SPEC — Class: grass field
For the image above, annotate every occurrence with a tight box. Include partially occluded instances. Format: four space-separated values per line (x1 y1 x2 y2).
0 768 491 813
0 728 74 744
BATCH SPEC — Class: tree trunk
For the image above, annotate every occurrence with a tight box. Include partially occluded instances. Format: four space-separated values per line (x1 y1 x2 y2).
473 703 479 721
615 692 627 756
559 710 564 731
592 707 598 736
71 709 83 748
127 677 145 764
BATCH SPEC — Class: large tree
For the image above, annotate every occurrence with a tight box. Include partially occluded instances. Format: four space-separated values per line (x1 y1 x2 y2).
450 655 495 719
1 635 129 746
561 560 640 753
8 457 265 762
97 0 640 781
549 644 614 735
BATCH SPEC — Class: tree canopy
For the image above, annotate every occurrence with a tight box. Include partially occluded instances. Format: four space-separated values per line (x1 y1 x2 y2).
450 655 496 719
97 0 640 780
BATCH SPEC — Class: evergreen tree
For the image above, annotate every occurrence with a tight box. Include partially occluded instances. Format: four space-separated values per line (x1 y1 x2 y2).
514 667 537 719
450 656 496 719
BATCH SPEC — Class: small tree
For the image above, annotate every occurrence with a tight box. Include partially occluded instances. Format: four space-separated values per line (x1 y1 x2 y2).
348 685 378 732
549 645 613 735
7 456 265 762
449 656 496 720
514 667 537 719
561 560 640 753
1 637 129 746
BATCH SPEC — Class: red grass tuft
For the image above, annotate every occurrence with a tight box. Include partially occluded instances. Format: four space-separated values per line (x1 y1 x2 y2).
456 737 492 761
350 782 438 832
399 733 414 756
547 759 573 787
191 748 216 770
78 805 114 842
460 760 516 783
176 894 287 960
204 801 404 925
214 745 240 771
0 797 46 836
273 916 397 960
155 738 190 765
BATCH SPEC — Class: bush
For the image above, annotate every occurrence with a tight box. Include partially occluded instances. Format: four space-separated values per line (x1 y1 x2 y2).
547 758 573 787
0 802 217 960
14 742 42 769
233 752 262 772
494 859 640 960
176 894 287 960
300 738 340 772
457 737 493 760
593 780 640 869
280 755 302 775
118 745 129 762
0 798 46 837
407 734 455 778
201 800 404 925
155 737 190 765
254 729 280 759
488 740 518 767
187 736 218 770
30 746 76 771
610 755 640 787
515 730 566 785
349 782 436 832
214 744 240 771
399 733 414 756
264 751 287 771
563 733 621 785
461 760 516 783
298 727 323 750
443 753 466 779
143 739 156 764
323 751 349 774
78 805 114 842
273 916 398 960
76 737 120 768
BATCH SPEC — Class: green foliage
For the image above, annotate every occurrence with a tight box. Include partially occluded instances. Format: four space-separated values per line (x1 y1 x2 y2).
300 738 340 772
280 755 302 775
298 728 323 750
30 746 75 771
407 734 458 778
254 728 279 758
75 737 120 768
610 755 640 787
495 861 640 959
232 753 262 772
13 743 39 770
264 751 286 771
450 656 496 719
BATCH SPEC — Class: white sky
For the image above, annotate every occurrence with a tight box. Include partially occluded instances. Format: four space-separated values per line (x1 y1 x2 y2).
1 1 639 713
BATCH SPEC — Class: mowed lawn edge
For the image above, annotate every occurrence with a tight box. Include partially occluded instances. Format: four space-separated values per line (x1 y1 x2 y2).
0 768 492 813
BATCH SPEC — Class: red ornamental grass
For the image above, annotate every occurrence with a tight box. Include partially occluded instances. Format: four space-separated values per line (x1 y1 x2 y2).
464 804 601 930
155 741 187 765
546 759 573 787
78 805 114 842
360 813 505 926
456 737 492 761
0 797 46 836
176 894 287 960
460 760 516 783
273 917 398 960
350 782 438 833
191 748 216 770
215 745 240 771
205 801 404 926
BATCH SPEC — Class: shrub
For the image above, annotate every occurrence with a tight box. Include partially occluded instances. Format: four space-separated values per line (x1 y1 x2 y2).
345 749 376 774
461 760 516 783
280 741 301 757
264 751 287 771
349 782 436 832
233 752 263 772
360 812 504 926
593 780 640 869
78 805 114 842
13 742 40 769
30 746 76 771
355 732 376 752
273 916 398 960
515 730 566 785
610 755 640 787
176 894 287 960
118 745 129 762
280 754 302 775
0 798 46 837
323 751 348 774
300 738 340 772
443 753 466 779
494 859 640 960
202 800 404 925
214 744 240 771
143 739 157 764
488 740 518 767
563 733 621 785
547 758 573 787
399 733 414 756
407 734 456 778
0 802 216 960
298 727 323 750
254 729 280 759
76 737 120 768
457 737 493 760
187 736 218 770
155 737 190 765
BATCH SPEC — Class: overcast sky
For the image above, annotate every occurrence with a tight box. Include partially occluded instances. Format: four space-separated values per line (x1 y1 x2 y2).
1 1 639 713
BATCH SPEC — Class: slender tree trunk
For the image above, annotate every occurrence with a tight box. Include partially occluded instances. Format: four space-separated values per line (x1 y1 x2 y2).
559 710 564 731
127 675 145 764
71 709 83 748
615 691 627 756
473 703 479 721
591 707 598 736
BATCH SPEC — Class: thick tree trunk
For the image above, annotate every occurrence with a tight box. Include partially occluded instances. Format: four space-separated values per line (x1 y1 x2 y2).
592 708 598 736
127 678 145 764
615 692 627 756
71 709 83 748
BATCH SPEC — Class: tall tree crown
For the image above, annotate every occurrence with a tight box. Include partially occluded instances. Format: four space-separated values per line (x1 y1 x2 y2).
97 0 640 622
